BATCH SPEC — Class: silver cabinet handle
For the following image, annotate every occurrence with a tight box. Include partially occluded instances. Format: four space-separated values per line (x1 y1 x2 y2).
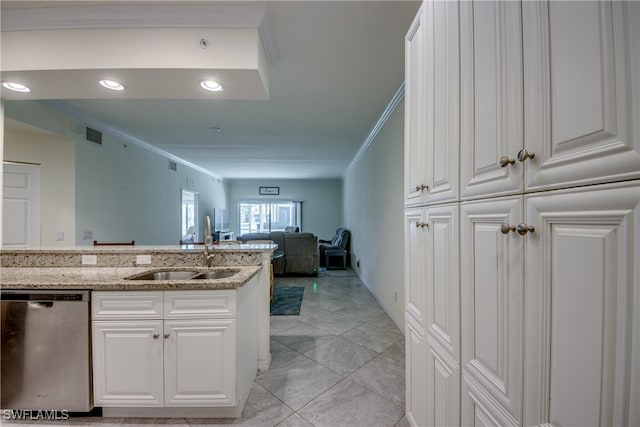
153 334 160 340
164 334 170 339
517 149 535 162
415 184 428 192
516 224 535 235
500 223 515 234
415 222 428 228
499 156 515 167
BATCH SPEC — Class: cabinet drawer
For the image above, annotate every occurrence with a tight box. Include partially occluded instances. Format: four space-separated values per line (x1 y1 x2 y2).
92 291 163 320
164 290 236 318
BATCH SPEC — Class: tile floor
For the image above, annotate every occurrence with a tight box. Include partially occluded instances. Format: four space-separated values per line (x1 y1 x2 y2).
3 269 406 427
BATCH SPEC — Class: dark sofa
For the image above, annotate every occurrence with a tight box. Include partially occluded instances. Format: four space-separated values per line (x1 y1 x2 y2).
239 231 318 275
319 228 350 268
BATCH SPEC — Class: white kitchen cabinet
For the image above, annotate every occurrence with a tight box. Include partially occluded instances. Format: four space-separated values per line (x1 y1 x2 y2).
164 319 236 407
459 0 523 201
523 182 640 426
92 320 164 407
423 0 459 206
522 1 640 192
92 284 257 416
404 3 427 207
404 1 639 425
424 203 460 426
405 207 427 325
460 196 524 426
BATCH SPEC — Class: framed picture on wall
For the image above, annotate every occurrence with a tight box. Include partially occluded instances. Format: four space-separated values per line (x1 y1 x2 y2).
259 186 280 195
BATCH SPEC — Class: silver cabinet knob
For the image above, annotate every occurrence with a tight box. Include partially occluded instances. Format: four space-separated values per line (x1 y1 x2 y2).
164 334 170 339
516 224 535 235
415 222 429 229
517 149 535 162
415 184 428 192
499 156 515 167
153 334 160 340
500 223 515 234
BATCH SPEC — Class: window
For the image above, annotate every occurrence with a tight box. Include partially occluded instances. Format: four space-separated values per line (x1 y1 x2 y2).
181 189 199 242
238 201 302 234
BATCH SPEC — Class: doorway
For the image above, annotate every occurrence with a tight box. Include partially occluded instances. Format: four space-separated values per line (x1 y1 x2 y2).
2 162 41 247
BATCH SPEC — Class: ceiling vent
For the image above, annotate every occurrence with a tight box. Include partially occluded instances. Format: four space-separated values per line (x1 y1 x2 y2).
86 127 102 145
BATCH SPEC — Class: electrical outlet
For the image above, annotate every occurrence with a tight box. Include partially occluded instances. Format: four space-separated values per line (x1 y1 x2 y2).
56 232 65 241
82 255 97 265
136 255 152 265
83 230 93 240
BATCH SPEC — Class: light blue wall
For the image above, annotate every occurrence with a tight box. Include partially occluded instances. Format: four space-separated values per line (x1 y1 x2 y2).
228 178 342 240
4 101 229 246
343 102 405 328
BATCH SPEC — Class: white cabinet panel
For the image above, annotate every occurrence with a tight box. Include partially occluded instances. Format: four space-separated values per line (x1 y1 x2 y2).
405 208 427 325
523 1 640 191
460 0 523 200
164 290 236 319
461 196 523 425
425 0 459 205
92 320 164 407
405 4 428 207
405 317 427 427
524 183 640 426
92 291 163 320
164 319 236 407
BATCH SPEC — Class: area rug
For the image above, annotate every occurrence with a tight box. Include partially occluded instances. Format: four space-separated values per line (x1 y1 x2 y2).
270 287 305 316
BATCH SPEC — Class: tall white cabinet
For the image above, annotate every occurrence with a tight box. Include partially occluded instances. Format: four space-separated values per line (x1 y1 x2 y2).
404 1 640 426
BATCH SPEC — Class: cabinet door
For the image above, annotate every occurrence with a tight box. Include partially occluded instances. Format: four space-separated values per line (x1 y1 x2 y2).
424 203 460 426
460 0 524 200
524 182 640 426
164 319 236 407
523 1 640 191
405 207 427 326
404 3 428 207
92 320 164 407
405 316 428 427
424 0 459 205
460 196 524 426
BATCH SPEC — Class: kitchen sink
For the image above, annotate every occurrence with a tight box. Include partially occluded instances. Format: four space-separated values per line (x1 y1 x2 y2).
127 270 200 280
125 269 239 281
191 270 238 280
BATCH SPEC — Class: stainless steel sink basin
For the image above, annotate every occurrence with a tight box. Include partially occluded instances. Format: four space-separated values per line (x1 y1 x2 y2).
126 270 200 280
191 270 238 280
125 269 239 281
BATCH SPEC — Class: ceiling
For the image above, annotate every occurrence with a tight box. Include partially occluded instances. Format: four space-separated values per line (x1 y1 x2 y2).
1 1 420 180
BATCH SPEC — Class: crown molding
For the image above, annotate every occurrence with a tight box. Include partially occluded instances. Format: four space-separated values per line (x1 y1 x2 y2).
343 81 405 179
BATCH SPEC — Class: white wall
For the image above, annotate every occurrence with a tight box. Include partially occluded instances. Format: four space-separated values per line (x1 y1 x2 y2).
4 120 76 246
4 101 229 246
228 178 342 239
343 102 405 329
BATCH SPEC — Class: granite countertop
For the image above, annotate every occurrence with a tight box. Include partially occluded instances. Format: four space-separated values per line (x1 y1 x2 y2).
0 244 277 254
0 265 262 291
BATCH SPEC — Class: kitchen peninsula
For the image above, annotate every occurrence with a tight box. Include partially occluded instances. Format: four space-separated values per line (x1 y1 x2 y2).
0 244 275 418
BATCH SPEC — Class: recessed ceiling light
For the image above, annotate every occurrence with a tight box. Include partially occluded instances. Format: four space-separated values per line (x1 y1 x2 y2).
99 79 125 91
200 80 223 92
2 82 31 93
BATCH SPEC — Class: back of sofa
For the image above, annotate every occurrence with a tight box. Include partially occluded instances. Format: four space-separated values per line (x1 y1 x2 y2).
284 233 318 275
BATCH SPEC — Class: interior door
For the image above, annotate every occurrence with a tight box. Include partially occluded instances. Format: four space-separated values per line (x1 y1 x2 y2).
2 162 41 247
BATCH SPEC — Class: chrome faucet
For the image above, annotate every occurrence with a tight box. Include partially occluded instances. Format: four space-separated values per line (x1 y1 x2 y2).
203 215 214 266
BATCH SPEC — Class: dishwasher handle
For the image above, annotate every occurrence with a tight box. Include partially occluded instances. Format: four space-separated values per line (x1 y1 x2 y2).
1 290 90 302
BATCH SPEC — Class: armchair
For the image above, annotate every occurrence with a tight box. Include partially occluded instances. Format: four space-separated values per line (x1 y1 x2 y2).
319 228 350 269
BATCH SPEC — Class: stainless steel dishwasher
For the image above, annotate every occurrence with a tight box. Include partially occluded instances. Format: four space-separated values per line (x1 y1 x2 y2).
1 290 92 411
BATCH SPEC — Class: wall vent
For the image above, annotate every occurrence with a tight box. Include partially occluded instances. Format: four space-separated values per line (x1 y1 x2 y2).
168 160 177 172
86 127 102 145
